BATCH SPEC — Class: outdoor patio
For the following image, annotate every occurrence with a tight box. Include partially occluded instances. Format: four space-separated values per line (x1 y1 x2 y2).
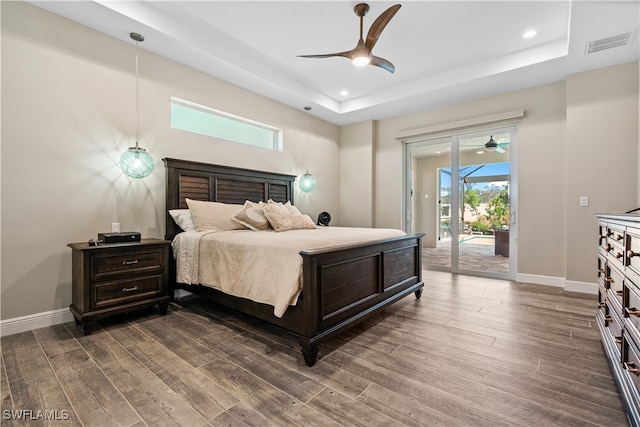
422 235 510 274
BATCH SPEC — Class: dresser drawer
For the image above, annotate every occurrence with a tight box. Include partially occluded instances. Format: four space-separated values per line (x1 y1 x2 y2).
623 334 640 395
604 306 623 358
626 280 640 336
607 265 625 311
628 226 640 277
91 248 164 279
93 275 163 308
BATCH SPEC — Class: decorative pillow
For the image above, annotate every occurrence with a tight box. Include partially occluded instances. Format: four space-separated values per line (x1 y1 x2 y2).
263 199 290 216
264 212 317 232
284 201 302 216
168 209 195 232
232 200 270 231
185 199 245 231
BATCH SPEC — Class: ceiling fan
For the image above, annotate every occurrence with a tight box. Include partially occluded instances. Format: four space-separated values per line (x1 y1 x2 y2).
482 136 508 154
297 3 401 73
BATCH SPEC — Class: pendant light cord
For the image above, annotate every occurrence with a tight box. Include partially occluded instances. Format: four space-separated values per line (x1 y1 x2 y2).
135 38 140 149
304 106 311 173
130 32 144 150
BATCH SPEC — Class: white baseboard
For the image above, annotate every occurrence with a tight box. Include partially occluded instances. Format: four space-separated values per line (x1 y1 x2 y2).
0 307 75 337
515 273 597 295
565 280 598 294
515 273 565 288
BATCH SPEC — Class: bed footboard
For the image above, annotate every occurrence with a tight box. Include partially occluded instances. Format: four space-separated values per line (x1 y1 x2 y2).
298 233 424 366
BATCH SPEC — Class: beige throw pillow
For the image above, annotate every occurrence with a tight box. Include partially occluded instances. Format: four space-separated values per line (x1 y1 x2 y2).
232 200 271 231
264 212 317 232
186 199 245 231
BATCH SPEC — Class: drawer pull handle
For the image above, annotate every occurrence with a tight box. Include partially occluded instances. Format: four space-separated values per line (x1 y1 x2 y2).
624 362 640 376
123 260 139 265
616 234 624 241
616 290 624 296
605 277 614 283
598 268 606 274
625 307 640 317
605 244 613 252
122 286 138 292
615 336 623 344
605 316 613 324
615 252 623 259
629 250 639 258
598 302 606 308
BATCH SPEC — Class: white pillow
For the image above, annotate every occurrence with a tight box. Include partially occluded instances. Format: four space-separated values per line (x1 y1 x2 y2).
169 209 195 231
186 199 245 231
232 200 271 231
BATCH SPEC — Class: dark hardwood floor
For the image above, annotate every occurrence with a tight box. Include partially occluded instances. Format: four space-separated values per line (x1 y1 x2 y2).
1 271 630 426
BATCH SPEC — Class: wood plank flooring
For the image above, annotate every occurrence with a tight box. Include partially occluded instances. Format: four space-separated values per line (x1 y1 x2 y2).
1 271 631 426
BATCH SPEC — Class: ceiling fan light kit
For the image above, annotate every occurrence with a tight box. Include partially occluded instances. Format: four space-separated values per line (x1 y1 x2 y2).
297 3 401 73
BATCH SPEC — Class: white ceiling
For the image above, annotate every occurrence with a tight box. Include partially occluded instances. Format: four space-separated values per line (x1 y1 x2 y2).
29 1 640 126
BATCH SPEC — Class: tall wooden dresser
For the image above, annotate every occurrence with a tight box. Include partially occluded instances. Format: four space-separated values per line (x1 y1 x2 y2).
596 213 640 425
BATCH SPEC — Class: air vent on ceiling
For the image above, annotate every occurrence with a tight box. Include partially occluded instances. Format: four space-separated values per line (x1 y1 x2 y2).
585 28 638 54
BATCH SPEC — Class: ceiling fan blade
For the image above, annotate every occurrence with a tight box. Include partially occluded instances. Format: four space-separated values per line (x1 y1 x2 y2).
365 4 401 51
370 55 395 73
297 49 355 60
496 146 506 154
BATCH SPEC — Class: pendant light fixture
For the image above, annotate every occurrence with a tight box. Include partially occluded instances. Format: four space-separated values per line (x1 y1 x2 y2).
299 106 317 193
119 32 154 179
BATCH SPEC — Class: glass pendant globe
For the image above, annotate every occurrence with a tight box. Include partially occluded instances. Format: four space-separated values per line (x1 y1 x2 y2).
299 173 317 193
119 147 154 179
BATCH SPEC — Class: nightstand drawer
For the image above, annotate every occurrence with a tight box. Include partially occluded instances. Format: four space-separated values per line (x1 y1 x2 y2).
92 249 163 279
93 275 163 308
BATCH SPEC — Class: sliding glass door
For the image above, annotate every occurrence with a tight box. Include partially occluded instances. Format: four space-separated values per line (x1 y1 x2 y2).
404 126 516 279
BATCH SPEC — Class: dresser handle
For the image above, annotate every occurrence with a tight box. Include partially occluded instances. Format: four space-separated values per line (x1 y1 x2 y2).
605 244 613 252
624 362 640 376
616 234 624 241
616 336 623 344
605 316 613 323
616 290 624 296
615 252 623 259
122 286 138 292
605 277 614 284
598 268 606 274
629 250 639 258
598 302 606 308
122 260 139 265
625 307 640 317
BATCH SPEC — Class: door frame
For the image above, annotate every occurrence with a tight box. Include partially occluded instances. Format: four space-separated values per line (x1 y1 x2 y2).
402 125 517 280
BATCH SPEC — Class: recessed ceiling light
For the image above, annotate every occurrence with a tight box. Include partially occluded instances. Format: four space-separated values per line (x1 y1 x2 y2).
340 90 349 96
476 150 484 154
523 29 537 39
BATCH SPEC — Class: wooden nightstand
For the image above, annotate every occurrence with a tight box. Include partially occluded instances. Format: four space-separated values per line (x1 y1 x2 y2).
67 238 172 335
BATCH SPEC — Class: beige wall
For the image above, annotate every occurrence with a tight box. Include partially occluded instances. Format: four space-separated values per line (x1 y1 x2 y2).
339 121 374 227
565 63 639 283
373 62 638 283
1 2 340 320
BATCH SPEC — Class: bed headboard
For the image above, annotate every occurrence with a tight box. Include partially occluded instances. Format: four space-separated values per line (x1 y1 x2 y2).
163 158 296 240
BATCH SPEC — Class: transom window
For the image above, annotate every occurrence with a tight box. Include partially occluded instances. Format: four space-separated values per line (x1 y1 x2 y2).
170 97 282 151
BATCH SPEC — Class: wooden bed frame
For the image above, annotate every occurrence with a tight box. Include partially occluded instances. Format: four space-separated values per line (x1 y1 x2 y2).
164 158 424 366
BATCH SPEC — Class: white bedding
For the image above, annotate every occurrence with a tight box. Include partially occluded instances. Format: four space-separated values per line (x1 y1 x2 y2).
172 227 406 317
